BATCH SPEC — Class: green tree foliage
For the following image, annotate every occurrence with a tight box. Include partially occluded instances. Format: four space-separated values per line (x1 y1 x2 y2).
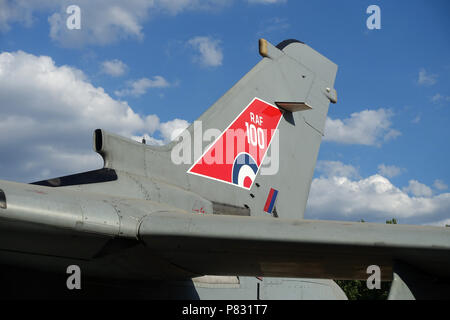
335 279 390 300
386 218 397 224
335 218 397 300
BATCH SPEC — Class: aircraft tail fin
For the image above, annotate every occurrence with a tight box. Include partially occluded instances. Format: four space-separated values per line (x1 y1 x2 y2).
177 39 338 219
93 39 337 220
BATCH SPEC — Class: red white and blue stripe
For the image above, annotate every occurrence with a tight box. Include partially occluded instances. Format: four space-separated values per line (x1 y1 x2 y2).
263 188 278 214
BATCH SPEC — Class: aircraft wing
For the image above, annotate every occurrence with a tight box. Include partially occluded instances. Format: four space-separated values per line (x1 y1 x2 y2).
2 177 448 282
139 211 450 281
1 176 450 301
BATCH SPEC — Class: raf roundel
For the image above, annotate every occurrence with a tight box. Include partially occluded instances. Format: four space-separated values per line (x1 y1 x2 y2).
232 153 258 189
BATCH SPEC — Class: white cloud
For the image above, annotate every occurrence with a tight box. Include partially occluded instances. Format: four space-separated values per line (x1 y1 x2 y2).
429 218 450 227
48 1 151 47
101 59 128 77
316 161 360 180
188 36 223 67
0 51 187 182
306 161 450 225
159 118 190 142
155 0 230 14
0 0 59 32
0 0 230 46
377 164 405 178
248 0 286 4
257 17 290 36
1 1 279 47
403 180 433 197
431 94 442 102
431 93 450 103
324 109 400 146
434 179 448 191
115 76 171 97
131 117 189 145
411 114 421 124
383 128 401 141
417 68 437 86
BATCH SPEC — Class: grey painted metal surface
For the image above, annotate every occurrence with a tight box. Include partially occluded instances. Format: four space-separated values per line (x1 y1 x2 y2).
0 39 449 299
388 273 416 300
192 276 347 300
139 211 450 280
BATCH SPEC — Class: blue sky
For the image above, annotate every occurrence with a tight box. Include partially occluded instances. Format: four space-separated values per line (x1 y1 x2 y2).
0 0 449 225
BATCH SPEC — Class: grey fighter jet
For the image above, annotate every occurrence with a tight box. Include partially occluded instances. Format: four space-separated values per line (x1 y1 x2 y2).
0 39 449 300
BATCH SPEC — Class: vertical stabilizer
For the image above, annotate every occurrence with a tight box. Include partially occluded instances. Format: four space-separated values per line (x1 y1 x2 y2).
177 39 338 219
